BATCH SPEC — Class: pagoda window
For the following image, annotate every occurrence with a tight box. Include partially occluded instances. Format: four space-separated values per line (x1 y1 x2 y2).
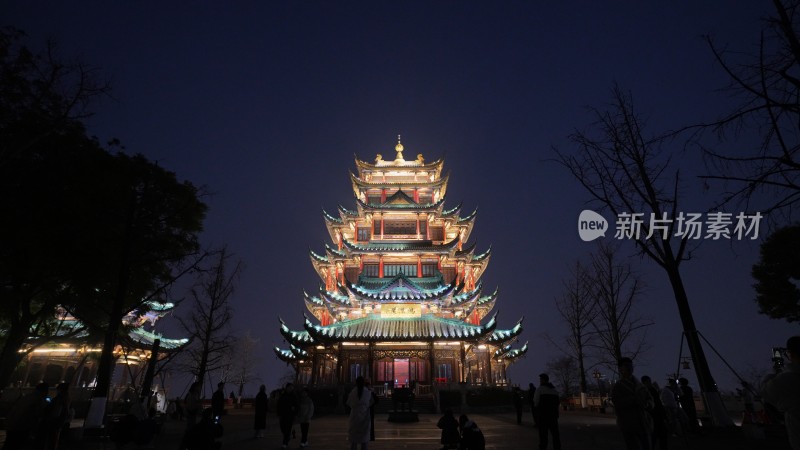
376 359 394 383
383 221 418 235
349 362 366 381
362 264 379 277
367 195 381 205
419 195 432 204
384 264 416 278
421 264 438 277
357 227 370 241
429 226 444 241
373 220 381 234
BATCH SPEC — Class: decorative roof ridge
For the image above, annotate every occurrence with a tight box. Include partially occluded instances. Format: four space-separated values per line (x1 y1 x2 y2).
472 245 492 262
303 290 324 307
319 286 352 305
323 208 343 224
324 243 347 258
501 342 529 361
451 280 484 305
354 154 444 171
477 287 500 305
458 208 478 224
309 248 328 263
384 188 417 204
442 202 463 216
129 327 189 349
141 300 176 312
338 204 358 217
455 241 477 257
349 170 450 188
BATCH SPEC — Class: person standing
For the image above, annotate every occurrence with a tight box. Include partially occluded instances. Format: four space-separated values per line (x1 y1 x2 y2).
677 378 699 433
528 382 538 427
437 408 460 450
512 387 524 425
611 358 653 450
211 382 225 422
347 376 374 450
253 384 268 438
296 388 315 448
364 379 378 441
533 373 561 450
641 376 667 450
277 383 298 449
457 414 485 450
762 336 800 450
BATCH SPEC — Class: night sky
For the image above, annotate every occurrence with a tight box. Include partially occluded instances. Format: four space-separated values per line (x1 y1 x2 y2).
4 1 796 395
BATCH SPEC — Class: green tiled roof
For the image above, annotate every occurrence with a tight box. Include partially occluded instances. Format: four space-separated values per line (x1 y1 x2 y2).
339 205 359 217
458 209 478 224
442 203 462 216
501 343 528 361
477 287 499 306
324 243 347 258
129 328 189 350
280 318 315 345
274 347 296 362
304 313 497 342
472 246 491 262
356 196 445 211
487 319 524 345
348 274 455 300
358 275 445 291
323 209 343 224
309 249 329 263
451 281 483 305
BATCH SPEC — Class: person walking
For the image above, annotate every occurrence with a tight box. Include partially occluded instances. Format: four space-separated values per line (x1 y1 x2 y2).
253 384 268 438
457 414 485 450
437 409 460 450
528 382 538 427
533 373 561 450
211 382 225 423
296 388 315 448
513 386 524 425
641 376 668 450
677 378 699 433
347 376 374 450
762 335 800 450
611 357 653 450
277 383 298 449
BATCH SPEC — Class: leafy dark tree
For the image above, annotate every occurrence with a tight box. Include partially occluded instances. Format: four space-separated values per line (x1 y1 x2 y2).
701 0 800 217
179 247 241 390
555 86 733 425
753 224 800 322
0 26 112 386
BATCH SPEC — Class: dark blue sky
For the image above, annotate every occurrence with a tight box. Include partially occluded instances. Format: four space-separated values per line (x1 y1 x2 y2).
4 1 795 394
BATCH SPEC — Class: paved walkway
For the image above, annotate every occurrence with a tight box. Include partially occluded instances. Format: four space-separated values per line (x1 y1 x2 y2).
2 408 792 449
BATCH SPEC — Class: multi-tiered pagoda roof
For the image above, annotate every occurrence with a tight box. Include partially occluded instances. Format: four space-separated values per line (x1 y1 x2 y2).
275 137 526 386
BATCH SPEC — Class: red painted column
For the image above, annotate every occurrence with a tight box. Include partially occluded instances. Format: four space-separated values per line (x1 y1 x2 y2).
380 188 386 203
413 188 419 203
380 217 385 238
416 216 420 236
338 232 343 250
379 256 384 278
359 258 364 274
417 255 422 278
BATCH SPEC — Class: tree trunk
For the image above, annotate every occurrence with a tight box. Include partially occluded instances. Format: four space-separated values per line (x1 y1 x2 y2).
665 264 733 426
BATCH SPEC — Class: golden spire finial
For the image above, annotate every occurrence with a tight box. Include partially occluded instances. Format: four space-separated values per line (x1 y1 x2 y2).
395 134 405 161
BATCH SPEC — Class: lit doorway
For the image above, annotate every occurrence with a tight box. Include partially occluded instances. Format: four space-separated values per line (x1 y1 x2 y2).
394 358 409 387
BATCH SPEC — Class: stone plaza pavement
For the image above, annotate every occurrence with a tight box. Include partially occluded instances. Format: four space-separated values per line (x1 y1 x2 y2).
1 408 792 450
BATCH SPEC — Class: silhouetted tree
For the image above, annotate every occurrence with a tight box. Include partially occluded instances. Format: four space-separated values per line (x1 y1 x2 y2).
552 261 595 404
556 86 733 425
702 0 800 218
585 243 651 367
180 247 241 389
546 356 579 399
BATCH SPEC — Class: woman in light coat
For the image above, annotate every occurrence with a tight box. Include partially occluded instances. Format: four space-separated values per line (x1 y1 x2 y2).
347 376 374 450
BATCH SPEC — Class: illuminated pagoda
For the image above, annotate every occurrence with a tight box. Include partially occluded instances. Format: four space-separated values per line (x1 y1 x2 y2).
275 137 527 388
